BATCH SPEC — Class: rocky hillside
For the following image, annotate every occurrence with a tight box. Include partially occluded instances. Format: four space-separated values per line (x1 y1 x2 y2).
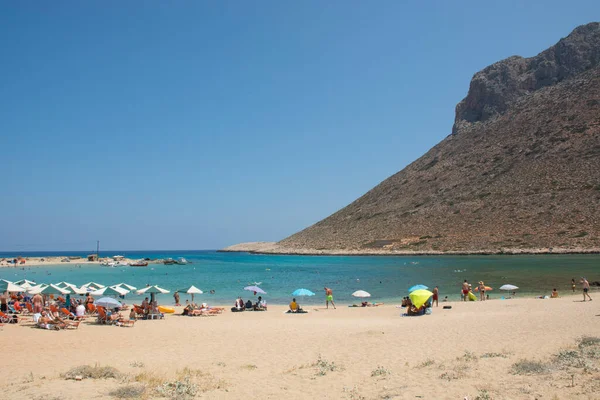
275 23 600 253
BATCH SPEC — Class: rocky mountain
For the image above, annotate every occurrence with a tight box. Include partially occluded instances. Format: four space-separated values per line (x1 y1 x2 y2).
272 22 600 254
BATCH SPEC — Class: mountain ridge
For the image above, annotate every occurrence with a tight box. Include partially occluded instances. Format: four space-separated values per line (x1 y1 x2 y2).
224 23 600 255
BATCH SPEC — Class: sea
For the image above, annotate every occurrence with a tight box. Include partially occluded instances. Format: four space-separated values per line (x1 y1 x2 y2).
1 250 598 305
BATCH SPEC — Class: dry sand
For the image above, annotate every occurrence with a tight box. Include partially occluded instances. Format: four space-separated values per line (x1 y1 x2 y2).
2 295 599 399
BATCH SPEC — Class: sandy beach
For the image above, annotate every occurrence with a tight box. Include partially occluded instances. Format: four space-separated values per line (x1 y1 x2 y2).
2 295 599 399
0 257 154 267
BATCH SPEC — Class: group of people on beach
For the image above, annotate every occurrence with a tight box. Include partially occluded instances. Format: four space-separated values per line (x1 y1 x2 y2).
230 296 267 312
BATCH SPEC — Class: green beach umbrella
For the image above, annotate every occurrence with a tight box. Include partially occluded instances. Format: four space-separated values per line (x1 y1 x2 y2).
136 285 170 295
29 284 71 295
0 280 27 293
14 279 36 288
178 285 203 302
114 283 137 291
90 285 129 297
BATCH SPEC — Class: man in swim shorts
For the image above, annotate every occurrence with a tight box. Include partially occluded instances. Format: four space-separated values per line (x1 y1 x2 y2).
462 280 469 302
582 277 592 302
324 287 336 309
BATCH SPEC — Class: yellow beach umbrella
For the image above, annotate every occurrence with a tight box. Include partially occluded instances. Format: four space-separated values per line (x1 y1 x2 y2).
409 289 433 309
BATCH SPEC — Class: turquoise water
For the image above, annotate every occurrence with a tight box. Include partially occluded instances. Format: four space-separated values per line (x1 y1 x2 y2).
1 251 598 305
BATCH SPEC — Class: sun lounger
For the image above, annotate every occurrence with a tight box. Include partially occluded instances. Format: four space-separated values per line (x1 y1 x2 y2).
86 303 98 316
0 311 22 324
61 308 85 321
25 303 34 314
115 319 136 327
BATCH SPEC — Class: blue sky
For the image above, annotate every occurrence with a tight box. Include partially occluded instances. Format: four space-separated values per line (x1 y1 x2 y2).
1 1 598 251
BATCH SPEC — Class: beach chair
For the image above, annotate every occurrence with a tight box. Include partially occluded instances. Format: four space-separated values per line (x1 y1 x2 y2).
64 320 81 330
86 303 98 316
0 311 21 324
61 308 85 321
25 303 34 314
96 307 108 324
13 302 24 314
49 304 59 316
116 319 136 327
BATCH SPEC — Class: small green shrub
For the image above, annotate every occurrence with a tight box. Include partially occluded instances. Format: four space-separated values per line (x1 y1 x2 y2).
511 359 549 375
62 365 121 380
370 366 391 377
109 384 146 399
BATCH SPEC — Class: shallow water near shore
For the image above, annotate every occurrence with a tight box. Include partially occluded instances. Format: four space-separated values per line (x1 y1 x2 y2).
1 251 599 305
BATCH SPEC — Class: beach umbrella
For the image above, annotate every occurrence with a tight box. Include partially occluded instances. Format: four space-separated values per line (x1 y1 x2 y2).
94 297 122 309
14 279 36 288
54 281 76 288
292 288 315 297
178 285 203 302
29 284 71 295
114 283 137 291
68 286 89 295
351 290 371 298
82 282 106 290
409 289 433 309
499 284 519 291
408 284 429 293
0 280 27 293
136 285 170 295
244 285 266 295
90 285 129 297
136 285 170 305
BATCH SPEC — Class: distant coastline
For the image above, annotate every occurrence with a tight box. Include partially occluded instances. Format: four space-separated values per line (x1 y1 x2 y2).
219 242 600 256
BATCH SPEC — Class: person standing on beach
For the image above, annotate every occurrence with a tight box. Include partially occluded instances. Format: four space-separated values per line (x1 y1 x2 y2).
582 277 592 302
462 280 469 302
572 278 576 293
432 286 439 307
0 292 8 312
324 287 336 309
32 293 43 313
478 282 486 301
173 291 180 306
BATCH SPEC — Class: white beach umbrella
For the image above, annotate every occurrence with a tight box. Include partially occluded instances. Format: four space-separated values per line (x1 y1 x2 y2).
136 285 170 295
178 285 203 302
68 286 89 295
54 281 76 288
91 285 129 297
0 280 27 293
114 283 137 291
14 279 36 288
351 290 371 298
499 284 519 291
82 282 106 290
29 284 71 295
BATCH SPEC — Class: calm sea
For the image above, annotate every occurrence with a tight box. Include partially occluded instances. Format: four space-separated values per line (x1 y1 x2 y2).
1 251 598 305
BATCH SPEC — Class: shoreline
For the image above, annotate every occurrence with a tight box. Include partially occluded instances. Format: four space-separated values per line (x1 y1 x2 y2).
219 241 600 256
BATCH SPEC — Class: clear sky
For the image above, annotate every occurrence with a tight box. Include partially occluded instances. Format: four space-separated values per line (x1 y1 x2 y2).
1 1 598 251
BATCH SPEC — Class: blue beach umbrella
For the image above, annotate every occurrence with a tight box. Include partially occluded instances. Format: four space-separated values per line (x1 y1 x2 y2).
408 284 429 293
292 288 315 297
